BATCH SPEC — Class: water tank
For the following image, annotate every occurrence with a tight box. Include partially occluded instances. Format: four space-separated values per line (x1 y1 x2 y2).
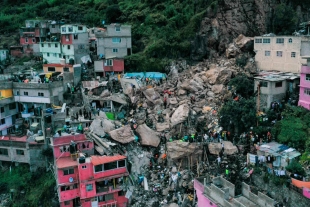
79 157 85 164
60 58 65 65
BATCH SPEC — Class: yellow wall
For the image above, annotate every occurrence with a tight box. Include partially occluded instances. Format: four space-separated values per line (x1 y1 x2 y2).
43 65 74 73
0 89 13 98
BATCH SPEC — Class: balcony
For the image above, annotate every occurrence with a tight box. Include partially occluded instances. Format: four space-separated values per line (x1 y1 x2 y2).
98 201 117 207
21 111 34 118
96 180 122 195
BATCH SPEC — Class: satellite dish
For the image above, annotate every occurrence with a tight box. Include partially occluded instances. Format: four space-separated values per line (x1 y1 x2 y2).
69 177 74 183
102 20 105 25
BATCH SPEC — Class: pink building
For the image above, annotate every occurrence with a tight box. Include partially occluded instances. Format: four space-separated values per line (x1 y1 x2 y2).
298 58 310 110
194 175 274 207
52 134 129 207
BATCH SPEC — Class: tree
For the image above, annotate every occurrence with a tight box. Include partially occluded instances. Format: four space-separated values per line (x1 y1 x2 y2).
228 75 254 99
272 3 298 35
286 160 305 176
219 97 257 135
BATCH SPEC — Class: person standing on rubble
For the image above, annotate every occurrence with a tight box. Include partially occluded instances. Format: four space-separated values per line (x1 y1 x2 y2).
217 156 221 166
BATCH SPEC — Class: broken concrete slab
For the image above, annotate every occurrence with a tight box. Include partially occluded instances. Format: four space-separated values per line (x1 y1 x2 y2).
136 124 160 147
211 84 224 94
166 141 203 160
208 141 238 155
143 88 163 105
170 104 189 127
89 118 115 136
109 125 135 144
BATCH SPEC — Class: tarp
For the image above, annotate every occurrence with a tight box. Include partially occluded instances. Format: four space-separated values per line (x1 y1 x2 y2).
291 178 310 188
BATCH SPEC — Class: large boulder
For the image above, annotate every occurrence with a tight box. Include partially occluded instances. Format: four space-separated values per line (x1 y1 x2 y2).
99 89 110 98
226 43 239 58
166 141 203 160
204 68 219 84
180 81 198 93
136 124 160 147
108 125 135 144
143 88 163 105
170 104 189 127
208 141 238 155
211 84 224 94
89 118 115 137
234 34 254 52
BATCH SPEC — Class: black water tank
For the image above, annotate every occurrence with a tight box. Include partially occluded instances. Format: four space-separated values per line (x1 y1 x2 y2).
79 157 85 164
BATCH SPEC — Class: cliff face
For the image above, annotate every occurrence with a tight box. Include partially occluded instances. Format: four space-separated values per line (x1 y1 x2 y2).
191 0 308 60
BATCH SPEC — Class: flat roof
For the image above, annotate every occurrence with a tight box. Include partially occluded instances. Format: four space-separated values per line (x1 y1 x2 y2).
254 71 299 82
56 156 78 169
91 155 126 166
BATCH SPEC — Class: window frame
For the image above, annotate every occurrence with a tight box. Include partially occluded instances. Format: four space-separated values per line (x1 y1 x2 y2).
24 91 28 96
105 59 113 66
306 74 310 81
112 48 118 53
304 89 310 96
9 103 16 110
275 81 283 88
263 38 270 43
291 52 296 58
16 149 24 155
115 26 121 32
38 92 44 97
86 184 93 191
63 168 74 175
1 118 5 125
112 37 121 43
0 148 8 156
265 51 270 56
276 38 284 44
276 51 282 57
288 38 292 43
48 67 56 72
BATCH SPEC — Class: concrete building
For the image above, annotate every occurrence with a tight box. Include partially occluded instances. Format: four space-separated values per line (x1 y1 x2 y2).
43 63 74 73
0 81 19 136
254 36 310 73
254 71 299 110
19 20 50 56
0 135 45 171
194 175 274 207
94 59 124 77
52 134 129 207
95 24 132 58
60 24 89 65
0 49 9 64
13 81 64 119
298 57 310 110
40 41 62 64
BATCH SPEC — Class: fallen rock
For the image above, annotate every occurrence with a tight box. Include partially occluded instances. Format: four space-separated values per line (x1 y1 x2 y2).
136 124 160 147
109 125 135 144
204 68 219 84
167 141 203 161
170 104 189 127
169 97 178 105
99 89 110 97
89 118 115 136
207 91 215 97
208 141 238 155
211 84 224 94
226 43 239 58
143 88 163 105
156 122 170 132
234 34 254 52
178 89 187 96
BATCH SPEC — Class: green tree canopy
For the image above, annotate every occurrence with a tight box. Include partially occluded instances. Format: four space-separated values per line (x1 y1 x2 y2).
228 75 254 99
272 3 298 35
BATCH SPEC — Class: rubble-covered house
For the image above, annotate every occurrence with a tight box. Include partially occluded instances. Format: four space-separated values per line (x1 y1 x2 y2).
194 175 274 207
298 56 310 110
254 71 299 110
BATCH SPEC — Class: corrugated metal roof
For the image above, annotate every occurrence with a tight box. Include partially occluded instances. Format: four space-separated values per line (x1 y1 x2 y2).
56 156 78 169
91 155 126 166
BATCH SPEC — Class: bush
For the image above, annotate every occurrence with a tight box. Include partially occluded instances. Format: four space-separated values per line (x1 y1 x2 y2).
286 160 305 176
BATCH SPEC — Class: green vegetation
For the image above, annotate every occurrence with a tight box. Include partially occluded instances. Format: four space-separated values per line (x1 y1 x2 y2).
0 165 55 207
272 3 298 35
286 160 306 176
228 75 254 99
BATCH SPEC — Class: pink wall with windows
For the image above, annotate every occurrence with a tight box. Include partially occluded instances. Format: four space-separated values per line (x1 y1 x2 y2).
79 181 96 199
59 187 80 202
194 179 218 207
57 167 79 184
298 66 310 110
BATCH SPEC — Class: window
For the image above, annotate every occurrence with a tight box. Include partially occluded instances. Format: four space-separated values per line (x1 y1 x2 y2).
61 184 78 191
1 118 5 125
291 52 296 58
112 37 121 43
118 190 125 196
0 107 3 113
263 38 270 43
104 161 117 171
63 67 69 72
74 34 78 39
32 38 35 43
78 45 85 49
67 45 70 49
276 51 282 57
105 193 114 201
82 165 87 169
62 27 66 32
64 201 70 206
68 26 73 32
9 103 16 110
115 26 121 32
78 26 83 30
86 184 93 191
59 54 61 58
288 38 292 43
265 51 270 56
275 81 282 88
306 74 310 81
16 91 20 95
66 34 70 41
41 43 44 47
255 39 262 43
38 92 44 97
304 89 310 95
48 67 55 72
105 59 113 66
55 43 58 48
276 38 284 44
94 165 103 172
24 92 28 96
0 148 8 155
16 149 24 155
25 37 28 43
53 53 57 57
47 53 50 57
48 43 51 47
118 160 126 168
63 168 74 175
112 48 118 53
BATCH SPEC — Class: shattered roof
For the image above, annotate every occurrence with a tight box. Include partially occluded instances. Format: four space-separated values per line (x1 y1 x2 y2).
91 155 126 166
82 81 108 90
254 71 300 82
258 142 300 159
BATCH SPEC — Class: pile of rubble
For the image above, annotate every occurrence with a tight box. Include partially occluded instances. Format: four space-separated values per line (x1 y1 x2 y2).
78 35 256 206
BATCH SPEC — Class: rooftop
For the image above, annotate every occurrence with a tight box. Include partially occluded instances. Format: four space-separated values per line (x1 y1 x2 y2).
56 156 78 169
0 135 39 144
91 155 126 166
258 142 301 159
254 71 299 82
